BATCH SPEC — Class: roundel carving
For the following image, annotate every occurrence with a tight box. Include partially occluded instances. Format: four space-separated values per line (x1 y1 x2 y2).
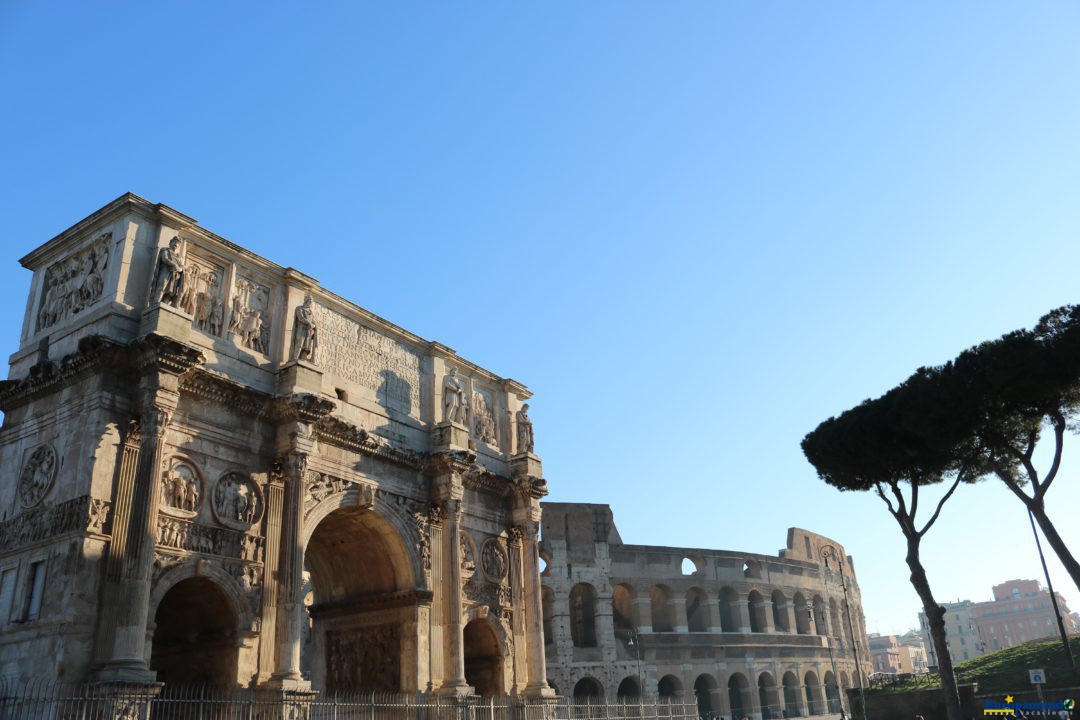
160 457 203 518
212 472 264 530
18 445 57 508
481 537 508 582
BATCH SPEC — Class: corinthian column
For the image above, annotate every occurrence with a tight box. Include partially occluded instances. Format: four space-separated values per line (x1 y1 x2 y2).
431 453 472 695
509 462 553 697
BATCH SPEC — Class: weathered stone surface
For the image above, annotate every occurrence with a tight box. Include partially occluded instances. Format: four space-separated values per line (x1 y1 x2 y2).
0 194 546 695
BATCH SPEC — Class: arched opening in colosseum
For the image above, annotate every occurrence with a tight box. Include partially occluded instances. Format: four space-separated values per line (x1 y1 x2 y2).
694 674 717 716
542 586 555 647
771 590 790 632
727 673 750 718
823 670 841 713
794 592 811 634
782 672 803 717
757 672 780 719
617 676 641 697
747 589 768 633
150 576 238 686
304 505 415 692
650 584 675 632
812 595 827 635
804 670 824 715
658 674 682 699
463 618 504 696
612 583 636 632
685 587 709 632
570 583 598 647
573 677 603 700
718 587 739 632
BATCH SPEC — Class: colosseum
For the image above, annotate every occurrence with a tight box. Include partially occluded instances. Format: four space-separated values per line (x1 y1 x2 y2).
540 503 872 718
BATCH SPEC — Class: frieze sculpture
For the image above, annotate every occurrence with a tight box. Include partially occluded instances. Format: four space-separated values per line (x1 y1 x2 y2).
412 511 431 571
36 231 111 331
473 391 496 444
326 625 400 692
0 496 106 552
18 445 57 509
460 533 476 574
481 537 508 582
151 236 185 308
290 294 318 362
160 460 201 514
443 366 466 423
229 277 271 353
304 472 349 512
212 472 262 528
516 403 534 453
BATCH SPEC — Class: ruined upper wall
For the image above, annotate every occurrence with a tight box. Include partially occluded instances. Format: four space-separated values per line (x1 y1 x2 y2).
12 193 533 462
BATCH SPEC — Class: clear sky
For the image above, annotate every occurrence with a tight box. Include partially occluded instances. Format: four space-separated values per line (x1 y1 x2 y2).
4 2 1080 641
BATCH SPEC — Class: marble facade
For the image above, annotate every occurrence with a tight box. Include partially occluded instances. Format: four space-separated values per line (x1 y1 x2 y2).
0 193 551 696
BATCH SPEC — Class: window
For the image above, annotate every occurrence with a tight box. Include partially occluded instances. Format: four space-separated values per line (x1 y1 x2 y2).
23 561 46 622
0 568 15 625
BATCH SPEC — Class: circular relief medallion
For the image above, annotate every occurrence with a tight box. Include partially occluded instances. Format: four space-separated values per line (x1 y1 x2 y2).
481 537 508 583
160 458 203 518
212 472 263 530
18 445 57 508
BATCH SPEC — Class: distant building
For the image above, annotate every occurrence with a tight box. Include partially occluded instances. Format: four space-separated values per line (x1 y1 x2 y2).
897 631 928 674
868 634 901 675
918 580 1077 665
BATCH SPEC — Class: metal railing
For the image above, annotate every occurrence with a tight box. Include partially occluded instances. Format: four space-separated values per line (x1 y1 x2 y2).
0 680 702 720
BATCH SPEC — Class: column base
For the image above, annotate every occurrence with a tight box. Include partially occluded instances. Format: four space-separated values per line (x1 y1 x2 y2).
436 681 476 698
266 674 312 693
91 661 158 685
522 683 558 698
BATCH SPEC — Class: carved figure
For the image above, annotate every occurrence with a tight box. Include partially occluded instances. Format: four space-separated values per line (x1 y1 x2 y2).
209 299 224 335
152 237 185 307
18 445 56 509
184 477 199 511
213 473 261 526
179 264 200 315
241 309 264 352
481 538 508 581
443 367 466 423
473 392 496 444
516 403 534 453
291 295 318 362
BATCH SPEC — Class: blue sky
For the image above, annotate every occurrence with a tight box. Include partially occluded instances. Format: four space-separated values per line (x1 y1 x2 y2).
4 2 1080 640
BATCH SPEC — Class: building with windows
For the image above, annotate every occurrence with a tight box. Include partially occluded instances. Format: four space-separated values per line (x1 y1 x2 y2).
918 580 1077 666
0 194 551 696
539 503 873 718
868 634 902 675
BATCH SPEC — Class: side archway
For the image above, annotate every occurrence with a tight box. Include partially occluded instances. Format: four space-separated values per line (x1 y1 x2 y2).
149 573 241 686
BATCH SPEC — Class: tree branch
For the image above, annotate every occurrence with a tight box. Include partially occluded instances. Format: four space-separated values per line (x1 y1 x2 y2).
918 472 964 538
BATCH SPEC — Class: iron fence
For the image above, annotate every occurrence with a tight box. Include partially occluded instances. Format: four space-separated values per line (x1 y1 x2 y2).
0 680 701 720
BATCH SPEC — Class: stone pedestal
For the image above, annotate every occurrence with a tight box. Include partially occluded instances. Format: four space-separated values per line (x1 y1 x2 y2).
432 421 470 450
139 303 192 343
510 452 543 480
89 682 163 720
277 360 322 395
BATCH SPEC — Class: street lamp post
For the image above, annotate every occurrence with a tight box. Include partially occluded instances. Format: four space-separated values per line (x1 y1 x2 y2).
624 629 646 716
822 546 868 720
818 549 846 719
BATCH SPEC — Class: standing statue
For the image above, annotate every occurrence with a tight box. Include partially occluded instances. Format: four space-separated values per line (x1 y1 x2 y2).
152 237 185 307
291 295 318 362
443 367 466 423
516 403 534 453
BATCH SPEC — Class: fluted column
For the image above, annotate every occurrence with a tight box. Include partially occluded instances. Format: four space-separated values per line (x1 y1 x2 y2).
508 526 528 692
441 494 469 692
270 451 308 687
517 515 552 695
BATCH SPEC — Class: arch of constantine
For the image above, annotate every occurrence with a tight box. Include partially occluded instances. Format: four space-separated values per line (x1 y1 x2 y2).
0 193 551 696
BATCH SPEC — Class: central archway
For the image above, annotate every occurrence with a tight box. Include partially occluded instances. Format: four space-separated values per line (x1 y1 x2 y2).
150 577 238 686
304 503 418 692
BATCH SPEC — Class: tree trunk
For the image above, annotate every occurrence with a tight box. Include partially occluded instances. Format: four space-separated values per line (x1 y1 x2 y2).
905 533 964 720
1028 501 1080 594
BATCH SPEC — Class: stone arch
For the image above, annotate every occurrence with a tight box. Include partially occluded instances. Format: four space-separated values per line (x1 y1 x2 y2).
727 673 750 719
757 671 780 719
747 589 767 633
463 616 505 696
804 670 824 715
782 671 803 717
617 675 642 697
657 674 682 699
650 584 675 632
718 586 739 632
685 586 710 632
541 585 555 647
149 558 255 635
771 589 790 632
149 571 242 686
612 583 636 631
573 676 604 699
569 582 598 647
693 673 718 717
794 592 811 634
303 498 419 692
823 670 841 714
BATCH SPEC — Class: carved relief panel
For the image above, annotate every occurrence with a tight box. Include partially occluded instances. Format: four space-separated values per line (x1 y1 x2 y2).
159 457 202 518
18 445 57 509
460 531 477 577
326 625 401 692
35 232 111 332
177 253 227 337
229 276 271 354
211 472 263 530
480 537 508 584
471 388 498 445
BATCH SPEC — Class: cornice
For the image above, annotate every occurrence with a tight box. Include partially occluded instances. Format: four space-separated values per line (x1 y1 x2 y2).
313 415 425 471
179 370 272 418
130 334 205 376
308 589 434 619
270 393 337 424
0 335 128 411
